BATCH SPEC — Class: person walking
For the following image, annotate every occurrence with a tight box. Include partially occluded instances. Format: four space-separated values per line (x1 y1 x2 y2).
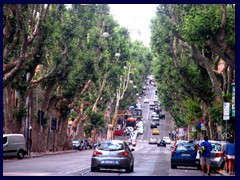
225 136 235 175
200 136 212 176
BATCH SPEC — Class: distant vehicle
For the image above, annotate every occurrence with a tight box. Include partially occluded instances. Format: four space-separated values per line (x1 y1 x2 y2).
142 86 147 90
149 103 155 110
132 108 143 118
152 128 160 135
152 117 160 125
143 98 149 103
114 129 124 136
151 112 157 117
150 122 157 129
135 103 142 109
171 141 200 169
157 139 166 147
85 139 93 149
72 139 87 150
137 126 144 135
91 140 135 173
163 137 171 144
3 134 28 159
149 137 158 144
159 114 165 120
125 117 137 131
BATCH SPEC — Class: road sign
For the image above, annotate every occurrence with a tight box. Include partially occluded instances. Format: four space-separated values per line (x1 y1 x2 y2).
223 102 230 120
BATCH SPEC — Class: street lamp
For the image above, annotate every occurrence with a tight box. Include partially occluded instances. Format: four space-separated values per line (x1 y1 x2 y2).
115 53 121 57
102 32 110 38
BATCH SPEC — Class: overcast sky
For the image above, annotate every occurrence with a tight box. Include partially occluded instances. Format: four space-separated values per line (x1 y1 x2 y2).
109 4 158 47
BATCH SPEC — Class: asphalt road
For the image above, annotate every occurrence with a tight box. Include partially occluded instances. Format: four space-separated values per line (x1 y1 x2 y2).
2 86 209 176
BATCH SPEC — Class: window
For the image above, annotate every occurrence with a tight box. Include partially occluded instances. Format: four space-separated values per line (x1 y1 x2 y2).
3 137 7 145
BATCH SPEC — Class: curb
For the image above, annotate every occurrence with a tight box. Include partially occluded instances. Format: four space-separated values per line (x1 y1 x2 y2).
25 150 78 158
218 171 235 176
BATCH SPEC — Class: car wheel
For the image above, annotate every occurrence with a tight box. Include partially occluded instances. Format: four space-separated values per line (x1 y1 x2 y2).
91 167 99 172
171 164 177 169
130 164 134 172
17 150 25 159
125 165 132 173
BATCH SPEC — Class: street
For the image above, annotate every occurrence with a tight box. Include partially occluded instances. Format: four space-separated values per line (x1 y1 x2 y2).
3 86 206 176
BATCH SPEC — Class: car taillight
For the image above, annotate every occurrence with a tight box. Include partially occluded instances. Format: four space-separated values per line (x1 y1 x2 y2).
93 151 102 156
216 152 223 157
118 151 128 156
172 146 177 155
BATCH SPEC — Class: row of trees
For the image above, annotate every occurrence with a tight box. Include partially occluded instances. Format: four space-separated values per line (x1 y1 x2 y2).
3 4 152 152
150 4 235 139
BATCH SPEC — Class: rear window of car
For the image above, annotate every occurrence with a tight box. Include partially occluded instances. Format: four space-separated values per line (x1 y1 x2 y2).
211 143 221 152
97 142 124 151
176 143 196 151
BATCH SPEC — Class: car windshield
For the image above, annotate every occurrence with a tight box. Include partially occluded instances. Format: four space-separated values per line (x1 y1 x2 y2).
72 140 79 143
211 143 221 152
97 142 124 151
176 143 195 151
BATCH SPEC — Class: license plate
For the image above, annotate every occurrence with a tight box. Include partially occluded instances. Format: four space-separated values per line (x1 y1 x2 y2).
181 154 190 156
103 160 115 164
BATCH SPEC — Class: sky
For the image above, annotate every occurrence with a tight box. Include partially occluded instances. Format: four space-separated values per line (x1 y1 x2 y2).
109 4 159 47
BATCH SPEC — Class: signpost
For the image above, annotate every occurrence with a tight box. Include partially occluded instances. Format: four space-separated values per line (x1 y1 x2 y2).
232 83 235 118
223 102 230 141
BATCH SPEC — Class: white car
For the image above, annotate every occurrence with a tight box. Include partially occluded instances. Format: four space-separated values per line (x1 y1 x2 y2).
143 98 149 103
163 136 171 144
151 112 157 117
137 126 144 135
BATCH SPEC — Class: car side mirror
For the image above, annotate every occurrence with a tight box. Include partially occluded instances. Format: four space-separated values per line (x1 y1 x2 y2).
131 148 135 152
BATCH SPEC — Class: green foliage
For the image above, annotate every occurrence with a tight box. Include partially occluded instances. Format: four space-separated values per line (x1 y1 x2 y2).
13 108 27 121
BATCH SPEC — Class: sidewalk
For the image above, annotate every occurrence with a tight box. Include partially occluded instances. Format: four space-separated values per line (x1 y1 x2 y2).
25 149 78 158
218 170 235 176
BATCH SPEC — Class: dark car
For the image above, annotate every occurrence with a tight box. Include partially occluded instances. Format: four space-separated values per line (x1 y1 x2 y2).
171 141 200 169
157 139 166 147
80 139 88 150
85 139 93 149
91 140 134 173
150 122 157 129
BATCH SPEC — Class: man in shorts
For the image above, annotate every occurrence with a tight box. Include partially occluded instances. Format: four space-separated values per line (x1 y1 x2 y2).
200 136 212 175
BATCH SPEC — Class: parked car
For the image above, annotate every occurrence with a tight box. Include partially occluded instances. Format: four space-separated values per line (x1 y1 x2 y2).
149 137 158 144
3 134 28 159
91 140 134 173
72 139 87 150
85 139 93 149
197 140 226 170
152 128 160 135
157 139 166 147
171 141 200 169
114 129 124 136
163 136 171 144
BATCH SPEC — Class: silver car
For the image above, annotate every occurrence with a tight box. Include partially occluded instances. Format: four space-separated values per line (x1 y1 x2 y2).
197 140 226 170
91 140 135 173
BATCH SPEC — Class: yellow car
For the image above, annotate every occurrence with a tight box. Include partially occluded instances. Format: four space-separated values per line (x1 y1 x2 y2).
152 128 160 135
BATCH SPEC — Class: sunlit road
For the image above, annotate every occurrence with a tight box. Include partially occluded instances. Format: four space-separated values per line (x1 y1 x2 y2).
3 86 204 176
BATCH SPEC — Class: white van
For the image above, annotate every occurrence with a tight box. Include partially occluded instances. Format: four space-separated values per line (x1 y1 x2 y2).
3 134 28 159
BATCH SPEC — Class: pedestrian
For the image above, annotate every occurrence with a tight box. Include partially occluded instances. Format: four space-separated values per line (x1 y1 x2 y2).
169 131 171 138
224 136 235 175
200 136 212 176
